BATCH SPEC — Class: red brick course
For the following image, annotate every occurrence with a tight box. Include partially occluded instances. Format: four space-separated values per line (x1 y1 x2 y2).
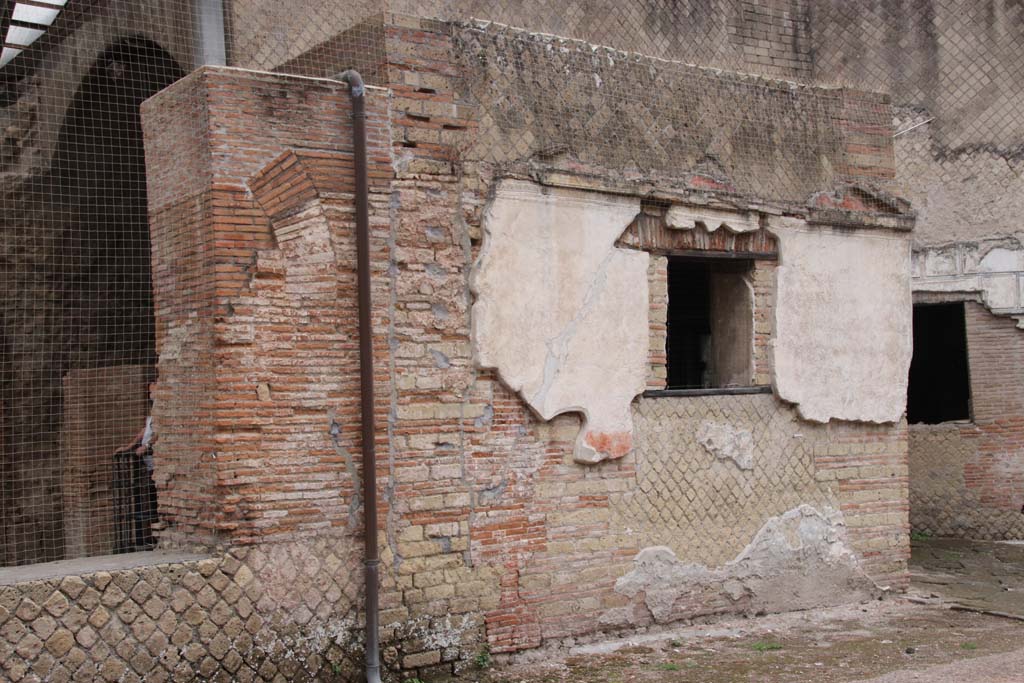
142 68 393 547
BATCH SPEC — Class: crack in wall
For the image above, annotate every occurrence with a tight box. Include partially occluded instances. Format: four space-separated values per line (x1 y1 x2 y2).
531 244 620 413
386 187 402 576
458 170 481 569
327 410 362 531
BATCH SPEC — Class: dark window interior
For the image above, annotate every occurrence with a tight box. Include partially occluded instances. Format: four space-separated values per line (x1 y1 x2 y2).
666 258 753 390
666 260 711 389
907 303 971 424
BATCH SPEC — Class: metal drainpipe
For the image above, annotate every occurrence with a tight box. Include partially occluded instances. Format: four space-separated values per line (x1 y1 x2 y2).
338 70 382 683
193 0 227 67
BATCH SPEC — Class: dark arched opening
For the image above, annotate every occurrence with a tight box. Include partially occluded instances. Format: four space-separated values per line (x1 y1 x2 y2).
54 36 185 367
0 37 184 566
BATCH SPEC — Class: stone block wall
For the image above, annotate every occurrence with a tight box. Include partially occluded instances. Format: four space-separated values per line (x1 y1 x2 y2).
0 539 364 682
909 302 1024 539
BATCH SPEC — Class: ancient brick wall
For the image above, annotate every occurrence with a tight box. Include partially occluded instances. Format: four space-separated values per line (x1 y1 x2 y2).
909 303 1024 540
961 302 1024 537
141 67 393 547
375 16 910 672
0 17 913 681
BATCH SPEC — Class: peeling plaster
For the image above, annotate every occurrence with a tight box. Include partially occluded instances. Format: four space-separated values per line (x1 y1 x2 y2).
612 505 877 625
471 180 647 464
770 217 912 424
665 205 759 233
696 421 754 470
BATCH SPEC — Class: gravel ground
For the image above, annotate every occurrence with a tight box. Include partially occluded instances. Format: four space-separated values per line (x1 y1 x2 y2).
849 646 1024 683
422 538 1024 683
461 600 1024 683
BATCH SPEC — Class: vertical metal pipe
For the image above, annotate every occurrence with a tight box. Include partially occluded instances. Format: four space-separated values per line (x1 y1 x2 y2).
194 0 227 67
339 69 382 683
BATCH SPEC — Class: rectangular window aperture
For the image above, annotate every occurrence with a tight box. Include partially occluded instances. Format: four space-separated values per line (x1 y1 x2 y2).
908 302 971 424
666 258 754 390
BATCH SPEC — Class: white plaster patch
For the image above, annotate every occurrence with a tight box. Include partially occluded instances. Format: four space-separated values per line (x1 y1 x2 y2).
923 247 958 276
613 505 875 624
770 217 912 424
913 240 1024 316
696 421 754 470
976 247 1024 273
471 180 647 464
666 205 759 233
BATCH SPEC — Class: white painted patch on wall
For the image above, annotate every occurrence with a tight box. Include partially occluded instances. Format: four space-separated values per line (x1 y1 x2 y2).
770 217 913 424
471 180 648 464
696 421 754 470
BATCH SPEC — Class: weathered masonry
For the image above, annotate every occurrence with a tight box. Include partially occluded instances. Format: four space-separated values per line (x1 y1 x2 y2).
0 10 923 679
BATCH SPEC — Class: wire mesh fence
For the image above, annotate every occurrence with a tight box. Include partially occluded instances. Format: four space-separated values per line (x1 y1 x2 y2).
0 0 1021 566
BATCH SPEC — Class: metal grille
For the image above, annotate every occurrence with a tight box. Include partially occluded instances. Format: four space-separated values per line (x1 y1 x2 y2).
0 0 1022 566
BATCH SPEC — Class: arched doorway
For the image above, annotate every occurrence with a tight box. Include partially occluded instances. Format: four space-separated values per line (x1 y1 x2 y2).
0 37 184 565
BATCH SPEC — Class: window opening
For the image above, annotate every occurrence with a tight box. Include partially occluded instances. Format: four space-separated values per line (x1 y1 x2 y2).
666 258 754 390
907 302 971 424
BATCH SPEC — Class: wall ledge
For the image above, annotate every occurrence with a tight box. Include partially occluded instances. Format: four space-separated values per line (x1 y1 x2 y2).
643 386 773 398
0 550 211 586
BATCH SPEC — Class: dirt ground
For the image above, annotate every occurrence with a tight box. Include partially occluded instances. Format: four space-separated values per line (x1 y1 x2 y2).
909 537 1024 617
437 538 1024 683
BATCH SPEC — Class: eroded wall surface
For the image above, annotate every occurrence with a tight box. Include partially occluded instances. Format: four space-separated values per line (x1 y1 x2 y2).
227 0 814 80
448 21 894 208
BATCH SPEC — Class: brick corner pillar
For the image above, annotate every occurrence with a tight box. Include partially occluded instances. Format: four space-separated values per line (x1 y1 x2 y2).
141 66 392 549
